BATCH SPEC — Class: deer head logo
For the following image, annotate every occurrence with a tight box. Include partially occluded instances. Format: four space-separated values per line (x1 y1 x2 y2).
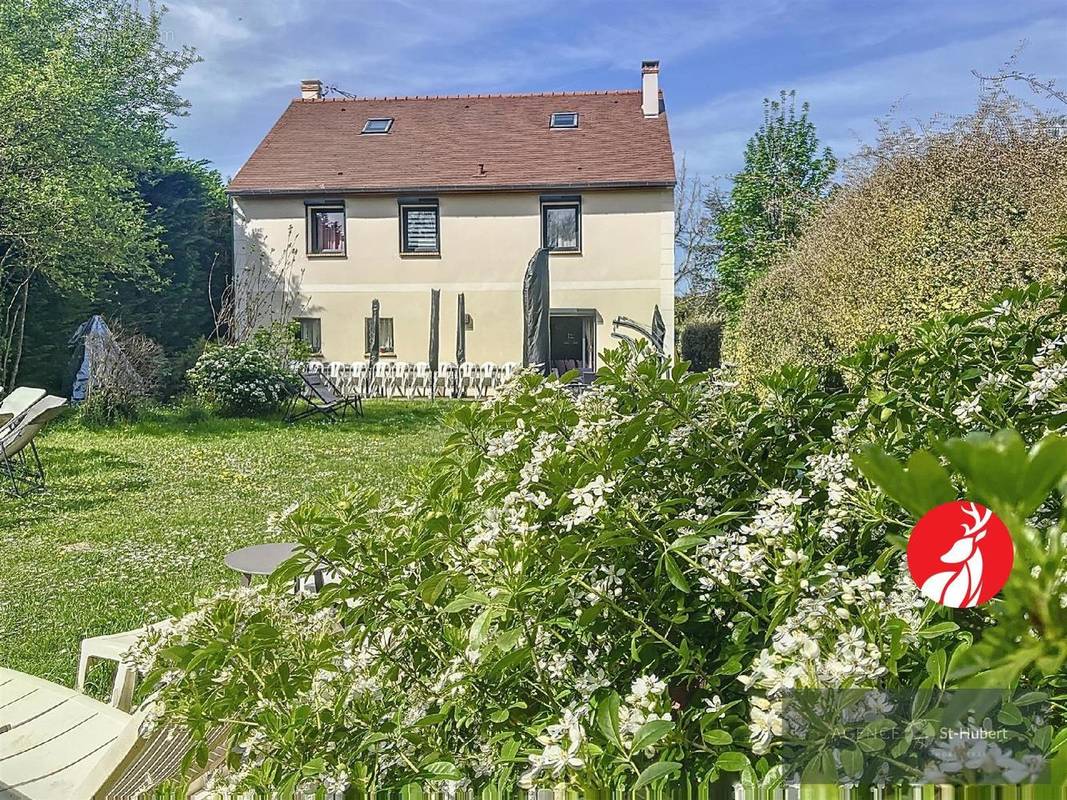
918 502 991 608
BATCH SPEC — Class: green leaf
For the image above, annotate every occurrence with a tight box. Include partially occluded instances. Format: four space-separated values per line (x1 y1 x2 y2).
715 751 750 772
858 736 886 753
468 607 496 646
422 762 462 780
1020 434 1067 516
939 430 1067 520
596 692 622 748
852 446 956 518
630 719 674 752
918 621 959 638
417 573 449 606
1014 691 1049 706
663 553 690 593
1051 727 1067 753
997 703 1023 726
632 761 681 791
703 729 733 746
442 591 489 613
840 747 864 778
926 648 947 687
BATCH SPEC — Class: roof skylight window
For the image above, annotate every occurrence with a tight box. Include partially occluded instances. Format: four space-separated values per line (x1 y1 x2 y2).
361 117 394 134
549 112 579 129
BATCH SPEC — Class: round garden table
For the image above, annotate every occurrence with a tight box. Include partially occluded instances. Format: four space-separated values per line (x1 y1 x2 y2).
224 542 322 591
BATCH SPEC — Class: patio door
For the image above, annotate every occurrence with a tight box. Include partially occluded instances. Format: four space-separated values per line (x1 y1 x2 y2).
550 310 596 375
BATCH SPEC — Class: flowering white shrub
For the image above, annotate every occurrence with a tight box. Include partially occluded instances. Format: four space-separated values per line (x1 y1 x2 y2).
140 285 1067 794
187 339 297 415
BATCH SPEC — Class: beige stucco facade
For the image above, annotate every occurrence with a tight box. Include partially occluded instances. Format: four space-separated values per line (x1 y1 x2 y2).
231 188 674 367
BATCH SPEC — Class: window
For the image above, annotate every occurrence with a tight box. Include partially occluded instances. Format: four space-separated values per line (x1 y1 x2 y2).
541 196 581 252
549 111 578 128
296 317 322 353
399 199 440 254
365 317 395 354
307 205 345 254
361 117 393 134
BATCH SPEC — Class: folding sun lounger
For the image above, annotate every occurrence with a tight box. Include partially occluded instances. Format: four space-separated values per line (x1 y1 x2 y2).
0 667 229 798
0 386 46 432
285 370 364 423
1 394 67 496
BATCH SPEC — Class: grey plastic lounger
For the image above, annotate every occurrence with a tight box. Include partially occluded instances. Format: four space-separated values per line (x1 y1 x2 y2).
0 667 229 798
0 394 67 496
286 370 364 423
0 387 46 433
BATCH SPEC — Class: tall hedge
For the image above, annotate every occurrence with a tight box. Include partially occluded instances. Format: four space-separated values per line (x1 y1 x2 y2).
731 95 1067 382
679 319 722 371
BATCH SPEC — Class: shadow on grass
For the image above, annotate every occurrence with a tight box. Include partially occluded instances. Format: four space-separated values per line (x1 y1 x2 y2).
113 400 454 440
1 445 151 513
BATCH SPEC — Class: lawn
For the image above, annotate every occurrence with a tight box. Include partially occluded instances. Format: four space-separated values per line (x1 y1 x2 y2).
0 400 449 688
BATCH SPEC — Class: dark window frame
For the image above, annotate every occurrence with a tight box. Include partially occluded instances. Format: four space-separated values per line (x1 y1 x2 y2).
549 308 598 372
361 117 394 134
295 316 322 354
364 317 395 355
540 195 582 253
549 111 579 128
398 198 441 255
305 200 346 256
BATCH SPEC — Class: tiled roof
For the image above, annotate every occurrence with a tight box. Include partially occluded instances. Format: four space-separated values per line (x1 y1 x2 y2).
228 90 675 194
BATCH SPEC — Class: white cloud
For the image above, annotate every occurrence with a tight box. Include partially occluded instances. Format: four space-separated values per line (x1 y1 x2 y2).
669 15 1067 179
159 0 1067 180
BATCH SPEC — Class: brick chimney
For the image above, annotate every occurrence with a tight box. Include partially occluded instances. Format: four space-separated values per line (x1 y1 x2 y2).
641 60 660 117
301 79 323 100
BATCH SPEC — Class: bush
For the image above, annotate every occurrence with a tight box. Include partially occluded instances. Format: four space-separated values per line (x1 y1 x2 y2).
134 285 1067 795
157 337 207 400
76 320 166 425
186 341 297 415
732 92 1067 383
680 318 722 371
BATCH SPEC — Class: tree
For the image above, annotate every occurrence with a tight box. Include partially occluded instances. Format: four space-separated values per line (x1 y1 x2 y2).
17 153 232 392
715 91 836 316
0 0 196 389
732 88 1067 382
673 158 721 296
673 160 727 340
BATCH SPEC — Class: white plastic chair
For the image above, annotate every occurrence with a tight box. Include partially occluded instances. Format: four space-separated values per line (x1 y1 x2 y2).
333 362 354 394
439 363 458 397
373 361 392 398
499 362 518 384
479 362 497 397
392 361 411 398
351 361 368 396
458 362 478 398
76 625 158 712
410 362 431 398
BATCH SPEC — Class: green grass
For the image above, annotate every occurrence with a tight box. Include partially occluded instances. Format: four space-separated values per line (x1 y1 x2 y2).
0 400 449 687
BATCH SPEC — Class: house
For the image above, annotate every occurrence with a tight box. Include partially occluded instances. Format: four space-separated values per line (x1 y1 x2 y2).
227 61 676 373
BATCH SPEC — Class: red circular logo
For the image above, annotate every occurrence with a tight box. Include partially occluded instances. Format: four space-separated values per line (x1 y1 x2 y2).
907 501 1014 607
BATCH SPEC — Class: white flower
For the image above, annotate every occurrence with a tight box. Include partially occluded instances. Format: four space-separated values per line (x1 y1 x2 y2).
953 396 981 426
703 694 724 714
749 696 783 754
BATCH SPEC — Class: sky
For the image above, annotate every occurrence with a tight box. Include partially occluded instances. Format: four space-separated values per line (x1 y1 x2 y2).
161 0 1067 185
